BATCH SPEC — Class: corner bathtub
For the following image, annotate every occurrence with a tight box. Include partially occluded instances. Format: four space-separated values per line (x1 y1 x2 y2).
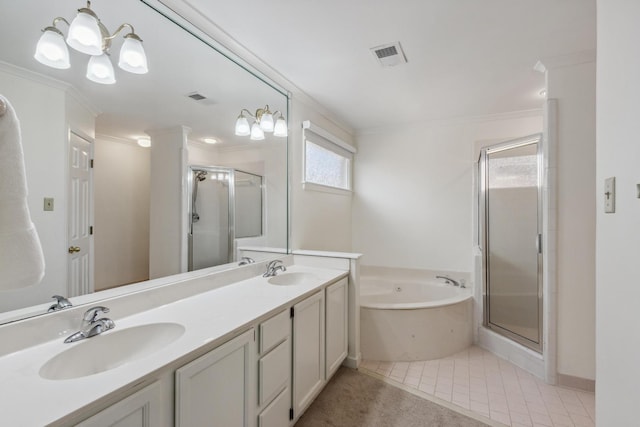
360 277 473 361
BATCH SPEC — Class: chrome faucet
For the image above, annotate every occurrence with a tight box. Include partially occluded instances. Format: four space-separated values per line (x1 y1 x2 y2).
263 260 286 277
48 295 72 312
64 306 115 343
436 275 465 288
238 256 255 266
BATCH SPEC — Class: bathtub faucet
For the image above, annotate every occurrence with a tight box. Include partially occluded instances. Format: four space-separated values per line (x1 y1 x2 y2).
436 275 464 288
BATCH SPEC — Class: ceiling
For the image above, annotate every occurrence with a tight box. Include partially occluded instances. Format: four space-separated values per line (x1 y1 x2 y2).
0 0 287 146
183 0 596 132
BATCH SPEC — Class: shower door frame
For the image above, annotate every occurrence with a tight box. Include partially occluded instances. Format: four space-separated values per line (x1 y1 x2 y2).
479 134 543 353
187 165 236 271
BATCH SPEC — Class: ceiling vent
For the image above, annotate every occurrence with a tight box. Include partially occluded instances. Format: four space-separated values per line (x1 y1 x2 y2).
185 92 216 106
370 42 407 67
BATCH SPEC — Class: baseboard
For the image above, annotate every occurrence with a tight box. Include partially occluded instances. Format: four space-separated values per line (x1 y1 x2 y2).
558 373 595 392
343 353 361 369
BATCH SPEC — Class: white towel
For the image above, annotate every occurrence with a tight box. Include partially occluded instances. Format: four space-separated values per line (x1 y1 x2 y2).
0 95 45 289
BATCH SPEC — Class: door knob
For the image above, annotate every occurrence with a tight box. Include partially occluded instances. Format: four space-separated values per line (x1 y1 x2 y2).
68 246 81 254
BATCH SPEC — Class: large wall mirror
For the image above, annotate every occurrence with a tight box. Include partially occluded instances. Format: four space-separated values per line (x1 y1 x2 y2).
0 0 289 323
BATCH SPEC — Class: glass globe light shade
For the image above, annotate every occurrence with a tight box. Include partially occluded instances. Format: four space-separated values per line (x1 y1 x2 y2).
259 111 274 132
118 35 148 74
66 10 103 55
34 28 70 69
235 115 251 136
250 122 265 141
86 53 116 84
273 116 288 137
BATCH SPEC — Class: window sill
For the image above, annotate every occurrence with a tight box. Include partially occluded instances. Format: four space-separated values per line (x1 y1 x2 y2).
302 182 352 196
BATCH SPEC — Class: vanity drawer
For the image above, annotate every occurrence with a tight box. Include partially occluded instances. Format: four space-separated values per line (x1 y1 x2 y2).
259 309 290 354
259 338 290 406
259 386 290 427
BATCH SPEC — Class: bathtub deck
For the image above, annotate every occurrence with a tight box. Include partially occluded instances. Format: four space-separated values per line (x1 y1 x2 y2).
360 345 595 427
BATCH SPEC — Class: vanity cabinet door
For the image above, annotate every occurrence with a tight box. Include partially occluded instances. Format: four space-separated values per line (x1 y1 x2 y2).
175 329 255 427
292 290 325 418
325 277 348 379
77 382 163 427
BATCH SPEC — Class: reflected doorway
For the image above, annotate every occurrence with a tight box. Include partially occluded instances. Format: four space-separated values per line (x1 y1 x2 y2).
479 135 542 352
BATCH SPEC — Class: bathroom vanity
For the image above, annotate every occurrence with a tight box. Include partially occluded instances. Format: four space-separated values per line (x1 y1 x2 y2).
0 255 357 426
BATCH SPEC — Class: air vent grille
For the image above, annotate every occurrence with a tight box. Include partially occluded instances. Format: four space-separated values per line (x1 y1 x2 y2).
370 42 407 67
374 46 398 59
185 92 217 106
187 92 207 101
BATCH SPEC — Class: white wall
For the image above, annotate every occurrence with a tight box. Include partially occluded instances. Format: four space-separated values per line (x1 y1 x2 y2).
546 60 596 382
148 126 188 279
353 114 542 272
94 137 150 290
596 1 640 423
289 98 355 252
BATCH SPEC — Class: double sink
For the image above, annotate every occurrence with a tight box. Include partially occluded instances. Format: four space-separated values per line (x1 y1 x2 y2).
39 270 318 380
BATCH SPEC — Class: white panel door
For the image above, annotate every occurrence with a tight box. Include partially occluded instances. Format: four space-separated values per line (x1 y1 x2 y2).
68 131 93 296
292 290 325 417
325 278 348 379
175 329 255 427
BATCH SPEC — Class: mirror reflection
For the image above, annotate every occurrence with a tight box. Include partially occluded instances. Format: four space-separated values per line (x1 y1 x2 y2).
0 0 288 322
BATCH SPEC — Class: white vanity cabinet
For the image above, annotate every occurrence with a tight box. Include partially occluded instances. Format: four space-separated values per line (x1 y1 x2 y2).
175 329 255 427
76 382 164 427
292 290 326 417
325 277 348 379
257 309 292 427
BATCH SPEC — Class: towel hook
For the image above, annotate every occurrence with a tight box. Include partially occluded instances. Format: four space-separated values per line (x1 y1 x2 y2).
0 98 6 117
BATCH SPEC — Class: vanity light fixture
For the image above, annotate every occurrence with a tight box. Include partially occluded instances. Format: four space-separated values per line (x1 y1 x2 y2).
34 1 148 84
235 105 288 141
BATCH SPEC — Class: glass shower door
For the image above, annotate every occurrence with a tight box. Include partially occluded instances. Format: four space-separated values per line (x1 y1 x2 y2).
480 135 542 351
189 167 233 271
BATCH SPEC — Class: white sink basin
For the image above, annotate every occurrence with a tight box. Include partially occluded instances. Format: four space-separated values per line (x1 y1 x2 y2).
267 272 319 286
40 322 185 380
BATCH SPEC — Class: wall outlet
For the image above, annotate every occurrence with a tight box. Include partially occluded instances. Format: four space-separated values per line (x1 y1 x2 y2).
604 177 615 213
44 197 54 211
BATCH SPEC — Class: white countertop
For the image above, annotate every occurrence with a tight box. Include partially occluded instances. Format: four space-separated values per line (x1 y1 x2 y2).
0 264 347 426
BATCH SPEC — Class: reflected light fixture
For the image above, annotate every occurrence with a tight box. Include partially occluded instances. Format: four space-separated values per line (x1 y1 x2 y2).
203 137 218 144
34 1 148 85
137 137 151 147
235 105 287 141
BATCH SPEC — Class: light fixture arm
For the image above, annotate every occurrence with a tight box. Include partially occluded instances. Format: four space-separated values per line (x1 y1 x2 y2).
51 17 70 29
240 108 257 120
103 23 141 42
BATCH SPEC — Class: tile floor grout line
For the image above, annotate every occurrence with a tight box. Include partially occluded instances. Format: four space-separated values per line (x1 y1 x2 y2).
362 345 595 427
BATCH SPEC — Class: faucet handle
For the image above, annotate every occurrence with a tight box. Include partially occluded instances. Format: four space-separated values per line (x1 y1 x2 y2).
238 257 255 266
48 295 72 312
83 306 110 323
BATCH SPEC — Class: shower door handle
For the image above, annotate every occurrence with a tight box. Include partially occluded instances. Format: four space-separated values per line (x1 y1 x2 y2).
535 234 542 254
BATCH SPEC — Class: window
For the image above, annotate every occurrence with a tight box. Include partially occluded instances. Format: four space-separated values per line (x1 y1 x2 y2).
302 121 355 194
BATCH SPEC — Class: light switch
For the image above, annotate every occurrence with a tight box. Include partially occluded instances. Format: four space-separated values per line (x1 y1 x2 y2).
44 197 54 211
604 177 615 213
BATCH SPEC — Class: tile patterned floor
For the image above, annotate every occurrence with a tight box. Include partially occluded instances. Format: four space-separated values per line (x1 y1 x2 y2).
360 346 595 427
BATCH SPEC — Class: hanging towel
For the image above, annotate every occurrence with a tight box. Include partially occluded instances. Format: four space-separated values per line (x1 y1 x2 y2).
0 95 45 289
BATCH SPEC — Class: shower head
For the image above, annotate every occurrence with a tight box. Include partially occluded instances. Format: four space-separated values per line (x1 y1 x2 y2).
194 171 207 181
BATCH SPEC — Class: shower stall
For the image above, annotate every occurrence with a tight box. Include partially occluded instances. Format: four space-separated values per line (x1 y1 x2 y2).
478 134 543 352
188 166 263 271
